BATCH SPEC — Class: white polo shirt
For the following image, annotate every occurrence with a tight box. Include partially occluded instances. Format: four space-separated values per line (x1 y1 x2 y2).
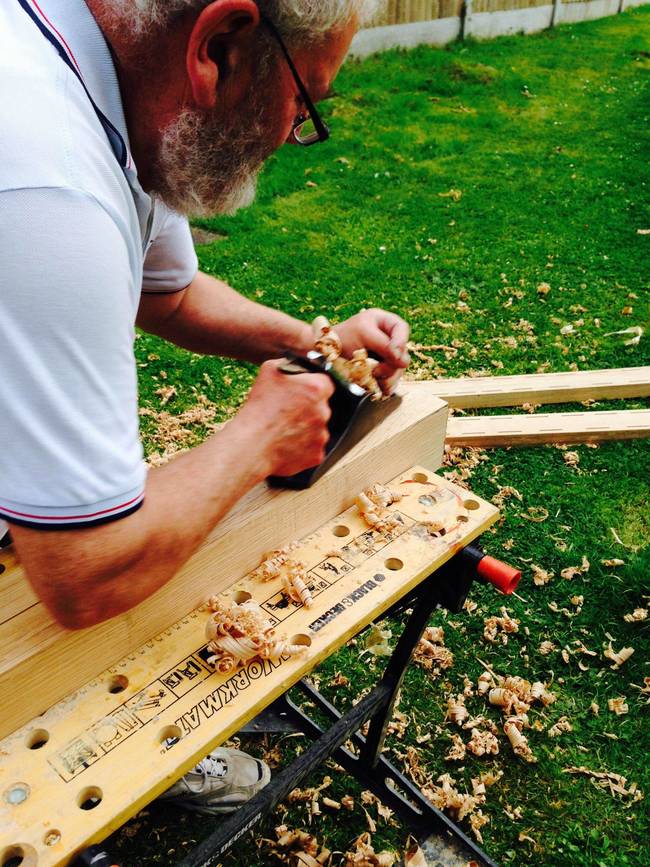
0 0 199 531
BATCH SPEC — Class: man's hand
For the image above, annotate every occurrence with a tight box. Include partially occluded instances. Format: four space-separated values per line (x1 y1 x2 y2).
335 308 410 393
234 360 334 477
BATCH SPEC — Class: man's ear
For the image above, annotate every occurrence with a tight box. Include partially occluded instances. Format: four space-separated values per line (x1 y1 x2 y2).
186 0 260 110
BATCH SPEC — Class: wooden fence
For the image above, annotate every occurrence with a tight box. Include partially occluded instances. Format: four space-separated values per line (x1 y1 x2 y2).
351 0 646 56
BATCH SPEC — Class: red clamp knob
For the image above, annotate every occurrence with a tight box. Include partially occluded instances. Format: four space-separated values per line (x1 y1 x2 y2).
477 555 521 595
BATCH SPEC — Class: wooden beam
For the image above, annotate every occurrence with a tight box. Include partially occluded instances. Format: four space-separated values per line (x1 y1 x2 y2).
446 409 650 448
0 389 448 740
407 366 650 409
0 469 498 866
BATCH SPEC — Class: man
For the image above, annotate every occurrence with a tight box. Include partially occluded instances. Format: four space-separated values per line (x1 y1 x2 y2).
0 0 407 814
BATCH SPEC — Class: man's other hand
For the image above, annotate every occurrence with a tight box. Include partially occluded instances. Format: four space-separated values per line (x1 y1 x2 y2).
238 360 335 478
335 309 410 394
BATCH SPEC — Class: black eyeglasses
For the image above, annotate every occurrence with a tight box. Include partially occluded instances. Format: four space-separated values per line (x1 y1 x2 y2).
260 15 330 146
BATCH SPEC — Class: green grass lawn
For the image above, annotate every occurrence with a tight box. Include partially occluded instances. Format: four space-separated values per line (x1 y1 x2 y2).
117 9 649 865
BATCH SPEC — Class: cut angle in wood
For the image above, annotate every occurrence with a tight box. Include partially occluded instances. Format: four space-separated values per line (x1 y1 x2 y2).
446 409 650 448
0 387 448 740
0 468 498 867
408 366 650 409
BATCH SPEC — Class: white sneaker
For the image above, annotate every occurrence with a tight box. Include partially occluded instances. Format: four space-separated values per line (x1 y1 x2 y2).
158 747 271 815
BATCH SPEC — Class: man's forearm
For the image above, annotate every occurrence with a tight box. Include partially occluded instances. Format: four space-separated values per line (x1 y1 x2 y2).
13 415 272 628
138 270 313 362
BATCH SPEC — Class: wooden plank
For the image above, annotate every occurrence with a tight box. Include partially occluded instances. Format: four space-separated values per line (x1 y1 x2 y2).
446 409 650 447
407 366 650 408
0 469 498 867
0 388 448 740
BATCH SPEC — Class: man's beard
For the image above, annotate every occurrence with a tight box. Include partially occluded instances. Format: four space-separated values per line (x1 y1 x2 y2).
150 94 277 217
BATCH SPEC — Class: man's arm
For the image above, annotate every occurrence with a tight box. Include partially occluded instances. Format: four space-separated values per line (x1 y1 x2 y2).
10 362 333 630
138 271 411 383
137 270 314 362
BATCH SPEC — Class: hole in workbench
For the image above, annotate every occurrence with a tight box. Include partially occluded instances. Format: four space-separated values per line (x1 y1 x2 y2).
159 725 183 746
26 729 49 750
385 558 404 571
232 590 252 605
0 564 5 576
77 786 103 811
1 844 36 867
43 830 61 847
289 634 312 649
411 472 429 483
332 524 350 537
464 499 480 511
457 515 469 523
108 675 129 694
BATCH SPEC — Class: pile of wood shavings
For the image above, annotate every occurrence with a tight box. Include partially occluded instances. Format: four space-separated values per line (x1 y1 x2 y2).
483 607 520 644
412 625 454 675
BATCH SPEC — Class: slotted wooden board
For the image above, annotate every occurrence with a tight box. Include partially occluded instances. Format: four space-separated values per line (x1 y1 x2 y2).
0 468 497 867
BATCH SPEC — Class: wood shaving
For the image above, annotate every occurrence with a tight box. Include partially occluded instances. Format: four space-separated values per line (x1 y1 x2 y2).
445 733 467 761
603 642 635 669
282 560 314 608
413 626 454 674
267 824 331 867
521 506 549 523
601 558 625 568
548 716 573 737
563 451 580 467
504 804 523 821
341 795 355 811
469 809 490 843
504 718 537 763
467 728 499 756
531 563 554 586
355 488 404 536
491 486 523 508
343 832 396 867
560 556 590 580
608 697 629 715
539 640 557 655
361 623 393 658
423 773 481 822
312 317 383 399
483 607 520 644
563 767 644 804
590 702 600 716
445 694 469 726
253 544 299 581
205 597 308 672
624 608 647 622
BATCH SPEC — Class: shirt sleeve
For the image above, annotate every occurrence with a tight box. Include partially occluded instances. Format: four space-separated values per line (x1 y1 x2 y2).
141 204 198 294
0 187 146 529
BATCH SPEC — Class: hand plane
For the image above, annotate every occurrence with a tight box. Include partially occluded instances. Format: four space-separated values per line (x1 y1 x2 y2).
268 351 402 490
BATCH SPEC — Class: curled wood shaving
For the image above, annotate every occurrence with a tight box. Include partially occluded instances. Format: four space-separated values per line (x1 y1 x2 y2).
601 558 625 568
504 804 523 821
205 597 307 672
423 773 481 822
560 556 590 580
603 642 635 669
253 544 299 581
343 832 396 867
267 824 331 866
445 694 469 726
563 451 580 467
624 608 647 623
483 607 520 644
590 702 600 716
282 560 314 608
547 716 573 738
504 718 537 763
521 506 549 523
607 697 629 715
531 564 554 586
563 767 644 804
